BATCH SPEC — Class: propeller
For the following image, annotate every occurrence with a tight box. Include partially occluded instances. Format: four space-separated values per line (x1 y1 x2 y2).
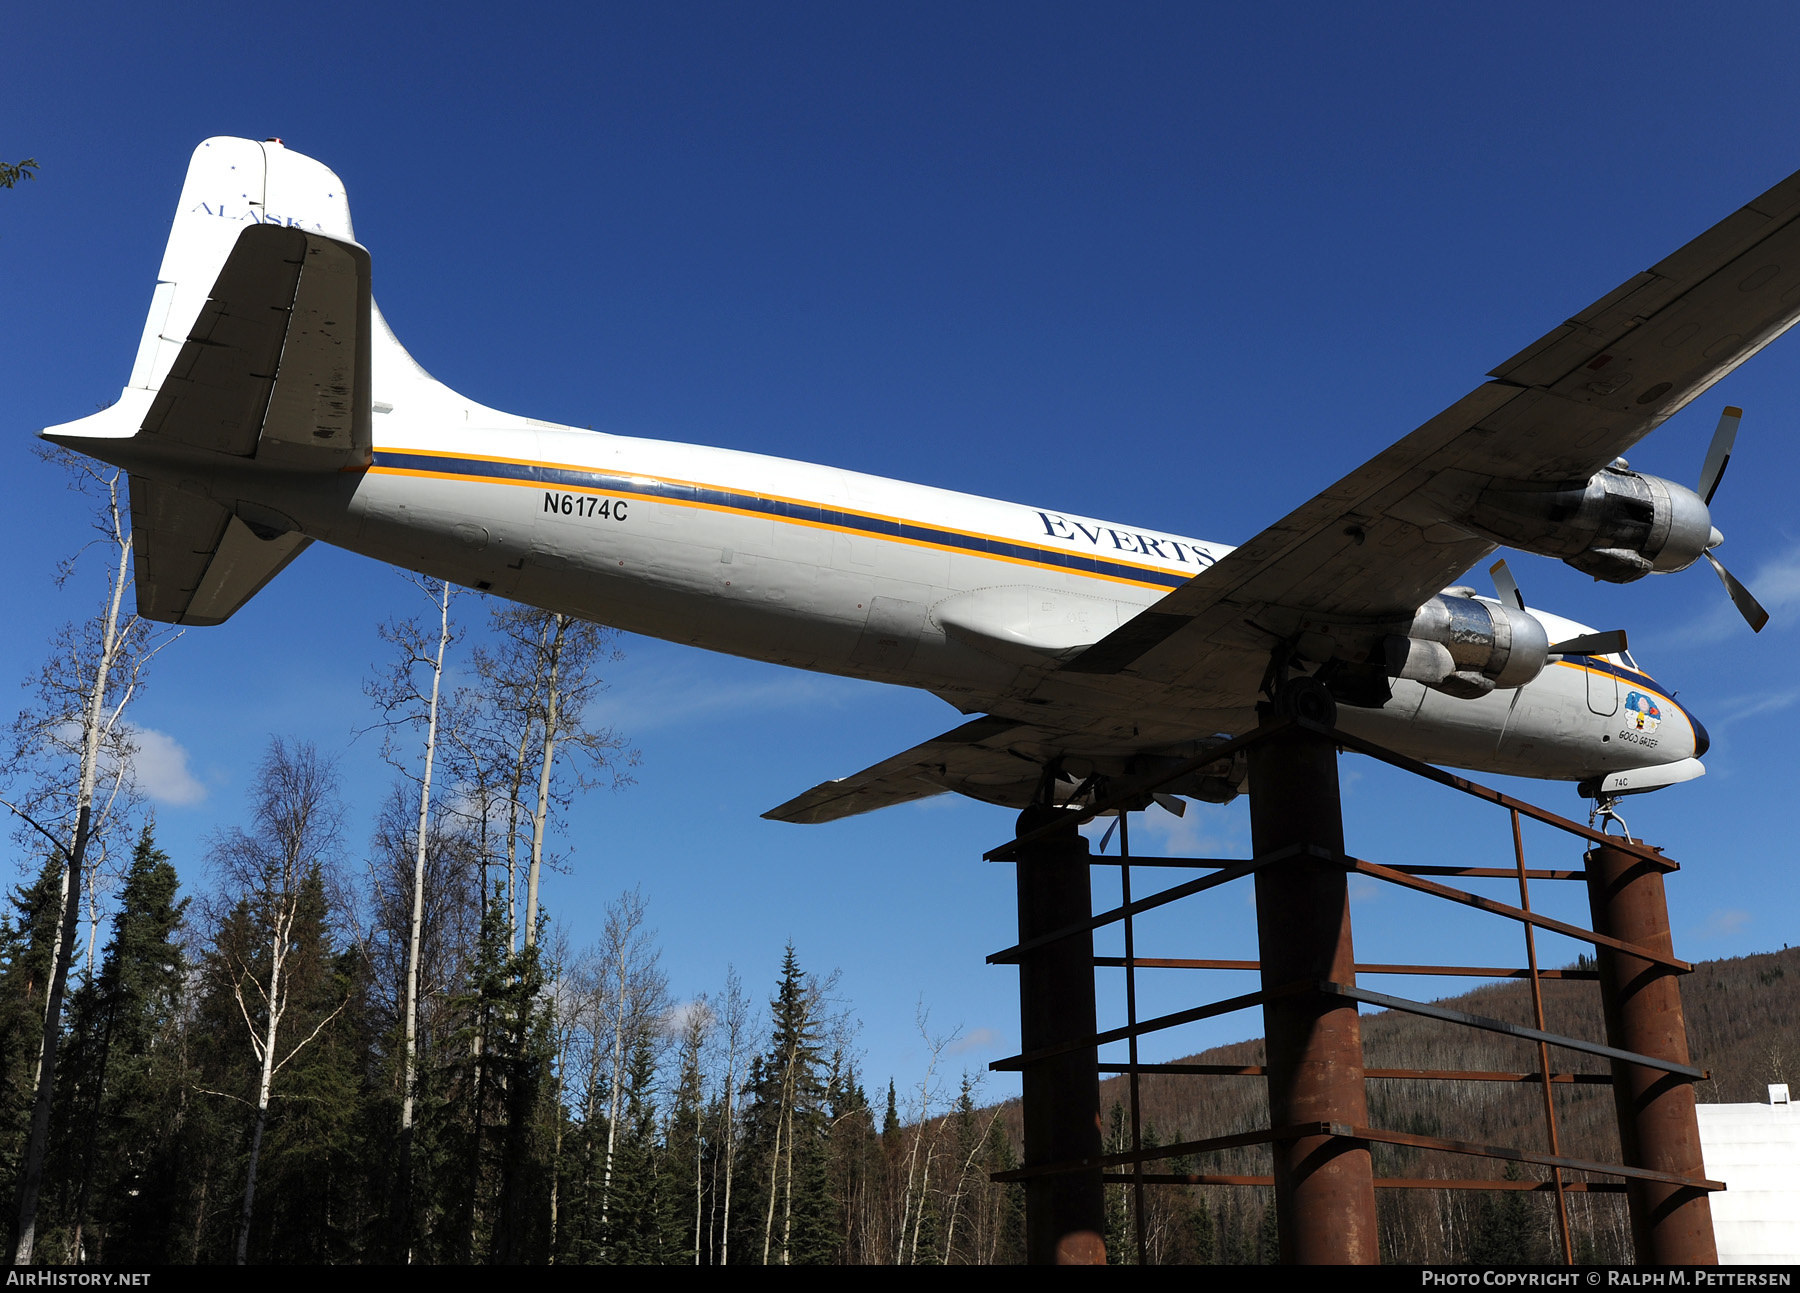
1704 551 1770 632
1694 406 1769 632
1697 406 1741 506
1097 794 1186 852
1490 559 1631 658
1489 558 1525 612
1549 629 1630 658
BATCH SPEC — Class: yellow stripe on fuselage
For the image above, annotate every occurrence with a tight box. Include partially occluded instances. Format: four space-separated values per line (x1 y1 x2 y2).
368 448 1198 594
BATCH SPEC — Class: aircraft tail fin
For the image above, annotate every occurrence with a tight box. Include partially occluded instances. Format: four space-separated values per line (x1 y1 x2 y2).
41 137 516 625
42 139 375 624
131 138 358 400
44 136 372 446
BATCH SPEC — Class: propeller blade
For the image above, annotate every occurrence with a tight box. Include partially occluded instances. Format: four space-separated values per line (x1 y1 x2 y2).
1704 550 1770 632
1549 630 1630 657
1099 815 1119 852
1697 405 1742 507
1489 558 1526 611
1151 793 1187 818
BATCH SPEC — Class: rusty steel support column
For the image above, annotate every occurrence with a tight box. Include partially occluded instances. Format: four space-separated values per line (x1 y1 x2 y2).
1247 707 1379 1264
1013 809 1106 1265
1585 838 1717 1265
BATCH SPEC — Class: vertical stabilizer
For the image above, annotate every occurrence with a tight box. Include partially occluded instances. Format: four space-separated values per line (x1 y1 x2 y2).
127 137 355 398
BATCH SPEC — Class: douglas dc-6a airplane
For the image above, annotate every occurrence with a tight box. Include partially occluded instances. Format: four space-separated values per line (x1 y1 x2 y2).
44 139 1793 823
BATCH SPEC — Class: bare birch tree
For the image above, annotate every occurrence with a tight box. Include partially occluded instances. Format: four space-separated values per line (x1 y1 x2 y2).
472 607 634 950
207 739 348 1265
672 995 714 1263
577 887 667 1251
5 452 174 1264
712 967 749 1265
894 1011 958 1265
363 575 461 1249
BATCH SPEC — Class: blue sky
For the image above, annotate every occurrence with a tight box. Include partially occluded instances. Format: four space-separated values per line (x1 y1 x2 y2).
5 2 1800 1103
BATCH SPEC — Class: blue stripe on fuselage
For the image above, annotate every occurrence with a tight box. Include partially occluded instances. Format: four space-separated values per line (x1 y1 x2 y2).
370 449 1195 590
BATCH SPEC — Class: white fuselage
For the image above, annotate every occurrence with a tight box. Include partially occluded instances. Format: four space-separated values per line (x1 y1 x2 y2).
208 386 1700 789
42 135 1709 807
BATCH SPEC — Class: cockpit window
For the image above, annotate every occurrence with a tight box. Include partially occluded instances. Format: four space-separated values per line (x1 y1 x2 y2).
1619 650 1639 671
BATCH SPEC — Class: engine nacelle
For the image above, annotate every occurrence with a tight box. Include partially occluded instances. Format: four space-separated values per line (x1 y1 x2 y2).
1464 463 1715 584
1383 593 1549 699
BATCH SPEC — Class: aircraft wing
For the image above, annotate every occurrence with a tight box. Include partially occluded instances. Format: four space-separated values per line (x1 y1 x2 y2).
762 715 1043 823
1065 162 1800 688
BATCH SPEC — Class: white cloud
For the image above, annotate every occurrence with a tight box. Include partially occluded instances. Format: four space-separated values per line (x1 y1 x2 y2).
1668 543 1800 646
1711 687 1800 727
129 727 207 806
948 1026 1002 1055
664 997 716 1037
593 669 872 734
1693 908 1751 941
1126 799 1246 860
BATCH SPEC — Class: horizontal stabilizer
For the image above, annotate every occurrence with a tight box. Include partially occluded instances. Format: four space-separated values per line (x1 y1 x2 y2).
131 479 311 626
763 715 1031 824
141 222 373 469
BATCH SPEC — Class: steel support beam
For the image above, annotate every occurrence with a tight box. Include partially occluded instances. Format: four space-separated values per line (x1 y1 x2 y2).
1012 809 1106 1265
1585 838 1718 1266
1246 706 1379 1264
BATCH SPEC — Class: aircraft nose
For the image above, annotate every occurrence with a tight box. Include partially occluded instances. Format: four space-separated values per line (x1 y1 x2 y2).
1690 710 1711 759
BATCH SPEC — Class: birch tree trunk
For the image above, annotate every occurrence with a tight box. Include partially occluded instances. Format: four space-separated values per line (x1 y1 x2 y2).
718 979 742 1266
236 901 293 1265
598 938 628 1242
398 580 452 1257
13 487 141 1264
212 740 347 1266
524 615 565 949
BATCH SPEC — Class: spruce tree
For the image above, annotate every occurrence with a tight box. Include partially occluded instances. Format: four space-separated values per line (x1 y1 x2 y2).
431 896 557 1265
665 1009 709 1265
739 946 834 1265
605 1032 675 1263
1185 1188 1216 1265
1466 1164 1549 1265
822 1055 879 1264
60 824 187 1262
0 855 71 1250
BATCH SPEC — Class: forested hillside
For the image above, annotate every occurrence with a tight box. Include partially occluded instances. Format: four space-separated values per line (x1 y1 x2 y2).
982 943 1800 1265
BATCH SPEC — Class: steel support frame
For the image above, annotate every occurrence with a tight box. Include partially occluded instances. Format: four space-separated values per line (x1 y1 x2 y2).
1244 706 1379 1264
1586 838 1719 1266
1011 812 1106 1265
987 715 1719 1267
